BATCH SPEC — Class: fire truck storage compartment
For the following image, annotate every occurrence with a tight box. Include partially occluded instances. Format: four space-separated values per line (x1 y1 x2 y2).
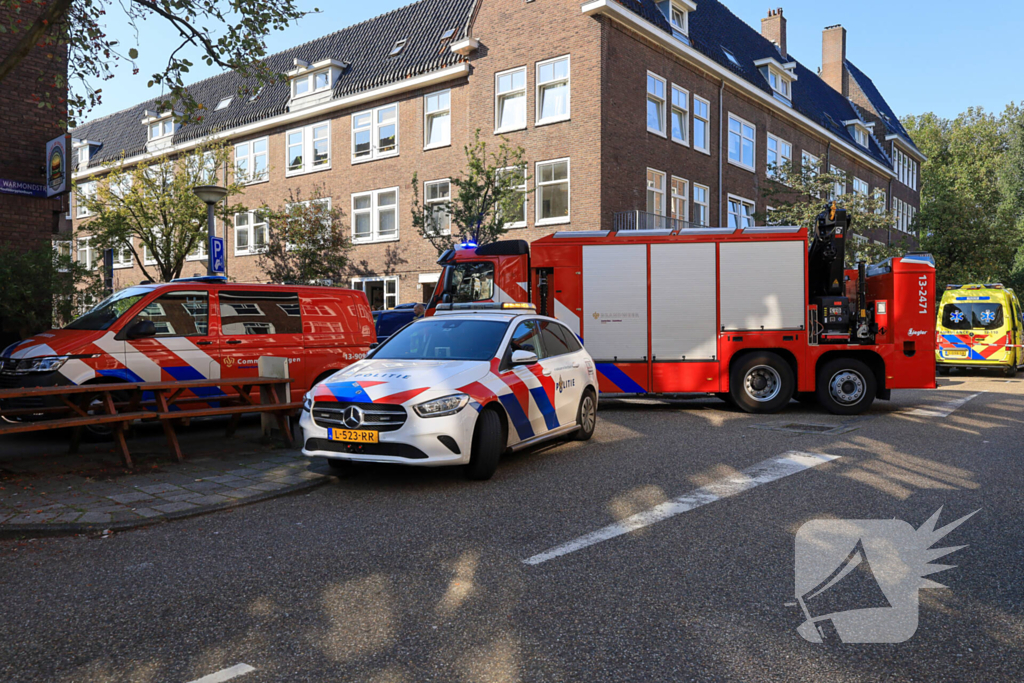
582 244 648 361
719 240 806 331
650 243 718 360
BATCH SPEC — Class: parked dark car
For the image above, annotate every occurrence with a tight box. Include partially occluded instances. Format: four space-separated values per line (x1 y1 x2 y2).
373 303 425 343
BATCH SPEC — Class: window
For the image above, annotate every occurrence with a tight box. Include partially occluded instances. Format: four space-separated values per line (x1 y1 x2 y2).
853 177 869 196
215 97 232 111
875 190 887 215
352 104 398 162
351 277 399 310
424 179 451 236
497 166 528 228
53 240 72 272
424 90 451 149
830 165 846 197
189 151 219 185
352 188 399 243
728 114 755 171
766 134 791 178
234 137 269 184
646 169 666 217
389 40 407 57
76 181 96 218
854 127 869 148
286 123 331 175
76 237 95 270
766 67 791 100
147 117 178 141
292 69 331 98
142 231 159 266
536 159 570 225
538 320 580 358
234 211 268 255
647 73 667 136
671 177 689 224
894 147 918 190
113 241 133 269
220 291 301 335
187 233 207 262
693 184 709 226
495 67 527 132
722 47 741 68
667 1 692 41
448 262 495 303
802 151 821 184
727 195 755 229
693 96 710 154
536 56 570 124
670 85 689 145
129 291 209 337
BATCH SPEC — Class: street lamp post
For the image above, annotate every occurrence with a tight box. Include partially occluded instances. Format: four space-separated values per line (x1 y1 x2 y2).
192 185 228 277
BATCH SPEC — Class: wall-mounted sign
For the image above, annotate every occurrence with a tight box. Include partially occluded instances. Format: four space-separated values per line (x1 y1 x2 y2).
46 134 71 197
0 178 47 198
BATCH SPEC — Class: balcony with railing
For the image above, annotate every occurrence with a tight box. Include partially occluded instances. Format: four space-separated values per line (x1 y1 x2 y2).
613 210 704 232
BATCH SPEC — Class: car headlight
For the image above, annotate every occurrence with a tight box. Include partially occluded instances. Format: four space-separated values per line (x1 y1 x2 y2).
302 396 313 412
413 393 470 418
14 356 68 374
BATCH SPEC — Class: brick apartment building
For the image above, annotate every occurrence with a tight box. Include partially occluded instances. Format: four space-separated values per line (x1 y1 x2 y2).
69 0 923 309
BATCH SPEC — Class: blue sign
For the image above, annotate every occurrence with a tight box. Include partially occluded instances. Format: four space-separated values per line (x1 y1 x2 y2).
209 236 225 273
0 178 47 198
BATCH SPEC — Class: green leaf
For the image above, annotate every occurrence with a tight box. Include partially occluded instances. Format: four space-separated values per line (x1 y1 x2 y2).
128 48 138 59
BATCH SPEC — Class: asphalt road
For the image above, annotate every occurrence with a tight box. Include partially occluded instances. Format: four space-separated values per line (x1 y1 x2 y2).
1 372 1022 682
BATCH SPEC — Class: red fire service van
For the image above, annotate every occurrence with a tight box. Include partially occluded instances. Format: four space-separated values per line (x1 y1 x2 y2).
0 277 374 419
428 208 936 415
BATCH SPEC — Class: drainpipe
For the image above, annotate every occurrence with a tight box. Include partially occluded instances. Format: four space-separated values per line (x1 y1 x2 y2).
718 80 725 226
887 177 893 247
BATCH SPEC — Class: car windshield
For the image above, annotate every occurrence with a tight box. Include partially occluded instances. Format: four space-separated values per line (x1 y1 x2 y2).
941 302 1005 331
64 287 152 331
372 318 508 361
448 262 495 303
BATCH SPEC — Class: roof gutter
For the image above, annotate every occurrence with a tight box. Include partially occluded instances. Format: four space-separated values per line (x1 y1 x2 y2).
580 0 897 179
73 63 471 180
886 134 928 163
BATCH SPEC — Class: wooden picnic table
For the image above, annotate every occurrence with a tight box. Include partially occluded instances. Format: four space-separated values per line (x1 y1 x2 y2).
0 377 300 468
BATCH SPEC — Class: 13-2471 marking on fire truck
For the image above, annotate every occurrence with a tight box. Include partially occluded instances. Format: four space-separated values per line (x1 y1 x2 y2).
918 276 929 315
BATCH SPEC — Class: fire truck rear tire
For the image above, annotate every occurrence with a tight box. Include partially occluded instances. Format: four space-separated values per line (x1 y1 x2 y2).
729 352 795 414
465 408 503 481
817 358 876 415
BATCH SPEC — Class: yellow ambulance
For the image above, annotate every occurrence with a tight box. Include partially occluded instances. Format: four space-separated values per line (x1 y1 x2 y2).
935 284 1024 376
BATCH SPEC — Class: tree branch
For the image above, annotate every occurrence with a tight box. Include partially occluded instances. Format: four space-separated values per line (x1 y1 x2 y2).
0 0 74 85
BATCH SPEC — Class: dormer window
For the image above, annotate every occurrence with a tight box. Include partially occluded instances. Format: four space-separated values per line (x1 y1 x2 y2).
141 110 180 142
73 139 100 168
658 0 697 43
754 58 797 104
287 59 346 104
292 69 331 98
843 120 872 149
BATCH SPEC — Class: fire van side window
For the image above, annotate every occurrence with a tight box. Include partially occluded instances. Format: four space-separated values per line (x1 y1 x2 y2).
219 291 302 335
128 291 209 337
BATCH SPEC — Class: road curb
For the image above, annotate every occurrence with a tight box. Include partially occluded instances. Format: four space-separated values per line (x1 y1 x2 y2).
0 474 331 539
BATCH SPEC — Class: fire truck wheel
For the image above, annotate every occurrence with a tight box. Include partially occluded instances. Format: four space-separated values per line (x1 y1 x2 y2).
573 390 597 441
817 358 876 415
730 353 795 414
465 408 503 481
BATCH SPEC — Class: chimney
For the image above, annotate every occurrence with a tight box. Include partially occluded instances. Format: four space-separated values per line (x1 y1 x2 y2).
761 8 787 60
821 24 847 95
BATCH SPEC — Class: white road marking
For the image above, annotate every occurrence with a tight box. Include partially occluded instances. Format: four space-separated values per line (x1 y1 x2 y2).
905 392 984 418
523 451 841 566
186 663 255 683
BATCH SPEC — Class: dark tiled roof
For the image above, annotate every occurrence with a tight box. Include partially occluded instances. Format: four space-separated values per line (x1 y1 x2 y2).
845 60 920 154
73 0 476 164
616 0 904 169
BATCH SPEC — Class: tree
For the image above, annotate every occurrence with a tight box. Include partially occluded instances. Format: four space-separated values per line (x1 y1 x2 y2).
904 107 1022 291
257 186 353 285
0 241 95 339
759 157 904 264
411 131 529 254
0 0 315 126
78 141 245 283
998 105 1024 292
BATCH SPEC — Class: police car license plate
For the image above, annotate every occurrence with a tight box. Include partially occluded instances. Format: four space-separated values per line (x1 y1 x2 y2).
329 428 378 443
946 349 968 358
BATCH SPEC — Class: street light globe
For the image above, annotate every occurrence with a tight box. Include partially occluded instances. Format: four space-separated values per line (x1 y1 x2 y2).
192 185 228 205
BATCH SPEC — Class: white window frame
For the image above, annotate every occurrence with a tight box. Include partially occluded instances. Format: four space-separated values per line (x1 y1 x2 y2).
646 72 667 137
830 165 846 197
351 187 400 244
186 233 208 262
693 183 709 226
693 95 710 155
423 179 451 236
494 66 527 134
853 177 869 196
147 117 178 141
234 137 269 184
727 113 756 172
766 133 792 178
498 166 528 229
76 238 94 271
53 240 72 272
423 89 451 150
669 2 690 38
646 169 666 217
285 122 331 177
727 194 755 229
352 104 399 163
767 67 792 100
671 176 689 224
284 197 332 251
113 241 134 269
535 158 571 226
76 181 96 218
291 69 332 99
670 85 689 146
535 55 571 126
351 276 399 311
233 211 268 256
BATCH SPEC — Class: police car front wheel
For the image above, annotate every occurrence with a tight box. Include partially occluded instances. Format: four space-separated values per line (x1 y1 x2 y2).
465 409 504 481
573 390 597 441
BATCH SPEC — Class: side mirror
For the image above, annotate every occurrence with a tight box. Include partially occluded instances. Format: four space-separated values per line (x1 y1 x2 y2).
126 319 156 340
369 342 379 350
442 293 452 304
511 349 538 366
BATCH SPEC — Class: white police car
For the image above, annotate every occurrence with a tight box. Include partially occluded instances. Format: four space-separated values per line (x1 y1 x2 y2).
300 304 598 480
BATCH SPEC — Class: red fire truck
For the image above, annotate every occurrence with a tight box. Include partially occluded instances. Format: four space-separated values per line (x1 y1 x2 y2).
428 208 936 415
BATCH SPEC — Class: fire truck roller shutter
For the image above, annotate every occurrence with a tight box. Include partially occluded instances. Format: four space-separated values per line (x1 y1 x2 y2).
650 243 718 360
582 244 648 361
720 241 805 331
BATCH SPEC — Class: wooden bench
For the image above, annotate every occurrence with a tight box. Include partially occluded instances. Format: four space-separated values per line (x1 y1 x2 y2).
0 378 300 468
